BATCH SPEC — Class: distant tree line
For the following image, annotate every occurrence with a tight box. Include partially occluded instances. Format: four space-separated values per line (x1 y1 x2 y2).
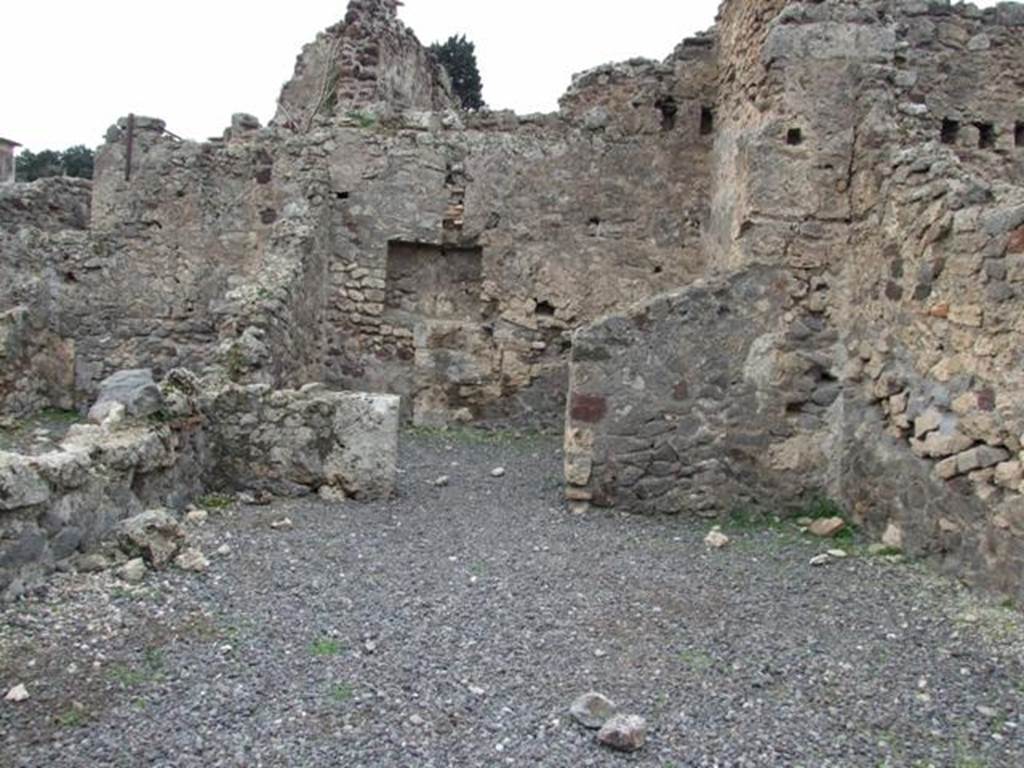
430 35 485 111
16 146 95 182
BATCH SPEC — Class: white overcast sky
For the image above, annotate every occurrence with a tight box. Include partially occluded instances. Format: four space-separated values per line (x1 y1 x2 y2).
2 0 1003 152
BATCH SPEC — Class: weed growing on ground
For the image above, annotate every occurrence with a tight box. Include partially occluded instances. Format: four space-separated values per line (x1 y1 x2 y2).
55 704 90 728
677 649 715 672
311 638 345 657
108 648 165 687
800 494 846 520
199 493 234 510
330 683 355 703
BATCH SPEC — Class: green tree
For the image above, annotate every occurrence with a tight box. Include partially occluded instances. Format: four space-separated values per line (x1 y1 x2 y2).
15 146 94 182
429 34 485 111
61 146 95 179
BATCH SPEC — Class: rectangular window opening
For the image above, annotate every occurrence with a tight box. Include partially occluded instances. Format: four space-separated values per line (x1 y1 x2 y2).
940 118 960 145
976 122 996 149
1015 121 1024 148
700 106 714 136
786 128 803 146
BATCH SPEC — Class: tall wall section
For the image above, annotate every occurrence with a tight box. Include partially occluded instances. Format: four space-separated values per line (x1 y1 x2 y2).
565 0 1024 598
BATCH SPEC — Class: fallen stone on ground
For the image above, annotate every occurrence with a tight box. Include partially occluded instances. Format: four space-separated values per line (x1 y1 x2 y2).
570 692 617 729
116 558 147 584
597 713 648 752
174 548 210 573
117 509 186 568
4 684 29 703
808 517 846 538
704 528 730 549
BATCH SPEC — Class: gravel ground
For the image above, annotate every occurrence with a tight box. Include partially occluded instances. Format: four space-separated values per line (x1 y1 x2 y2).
2 429 1024 767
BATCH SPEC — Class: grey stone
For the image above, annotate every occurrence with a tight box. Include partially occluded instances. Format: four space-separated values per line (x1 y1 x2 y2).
116 558 147 584
597 714 648 752
570 692 617 729
88 369 165 422
117 509 186 568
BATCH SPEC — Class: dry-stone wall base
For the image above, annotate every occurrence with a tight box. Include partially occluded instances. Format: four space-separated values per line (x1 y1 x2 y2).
203 384 399 501
0 373 400 600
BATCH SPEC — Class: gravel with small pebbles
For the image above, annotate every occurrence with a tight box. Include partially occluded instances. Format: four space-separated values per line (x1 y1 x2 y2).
2 430 1023 767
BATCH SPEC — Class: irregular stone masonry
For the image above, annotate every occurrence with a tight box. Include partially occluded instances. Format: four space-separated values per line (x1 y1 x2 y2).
0 369 399 600
2 0 1024 599
566 0 1024 599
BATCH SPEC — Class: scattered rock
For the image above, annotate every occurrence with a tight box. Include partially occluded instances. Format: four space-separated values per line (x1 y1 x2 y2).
796 516 814 527
827 549 849 559
216 544 232 556
319 485 348 502
270 518 294 531
88 368 165 422
433 475 450 487
4 684 29 703
185 509 209 525
570 692 617 729
704 528 730 549
491 467 506 478
117 509 186 568
809 554 832 567
75 553 112 573
597 713 648 752
808 517 846 538
175 548 210 573
882 523 904 552
409 714 425 727
117 558 148 583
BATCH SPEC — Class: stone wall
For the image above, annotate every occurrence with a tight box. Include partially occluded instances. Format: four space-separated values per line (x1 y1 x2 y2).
0 370 400 600
564 267 839 516
566 0 1024 598
202 383 399 500
0 178 91 417
0 417 206 601
274 0 454 130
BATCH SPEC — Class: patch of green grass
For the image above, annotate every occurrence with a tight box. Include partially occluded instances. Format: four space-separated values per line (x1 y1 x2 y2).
108 648 166 687
346 110 378 129
55 705 90 728
724 505 784 531
468 562 487 576
677 649 715 672
38 407 81 424
800 494 846 520
311 638 345 657
869 546 904 558
199 493 234 510
330 683 355 703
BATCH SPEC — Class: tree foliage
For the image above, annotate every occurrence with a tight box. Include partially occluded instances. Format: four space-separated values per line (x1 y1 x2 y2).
429 34 485 111
16 145 95 182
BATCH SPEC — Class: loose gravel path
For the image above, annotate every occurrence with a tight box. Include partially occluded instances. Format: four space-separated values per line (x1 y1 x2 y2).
2 430 1024 767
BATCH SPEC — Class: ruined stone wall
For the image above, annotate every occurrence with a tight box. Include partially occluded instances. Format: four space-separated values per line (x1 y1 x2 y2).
274 0 454 130
566 0 1024 598
837 1 1024 593
324 42 717 426
0 417 207 601
62 117 334 398
203 384 399 501
0 179 91 418
565 267 840 515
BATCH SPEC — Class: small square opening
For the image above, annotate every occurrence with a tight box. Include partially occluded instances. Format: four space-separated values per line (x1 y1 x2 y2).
700 106 714 136
976 122 996 149
1015 121 1024 148
940 119 960 145
786 128 803 146
656 96 678 131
